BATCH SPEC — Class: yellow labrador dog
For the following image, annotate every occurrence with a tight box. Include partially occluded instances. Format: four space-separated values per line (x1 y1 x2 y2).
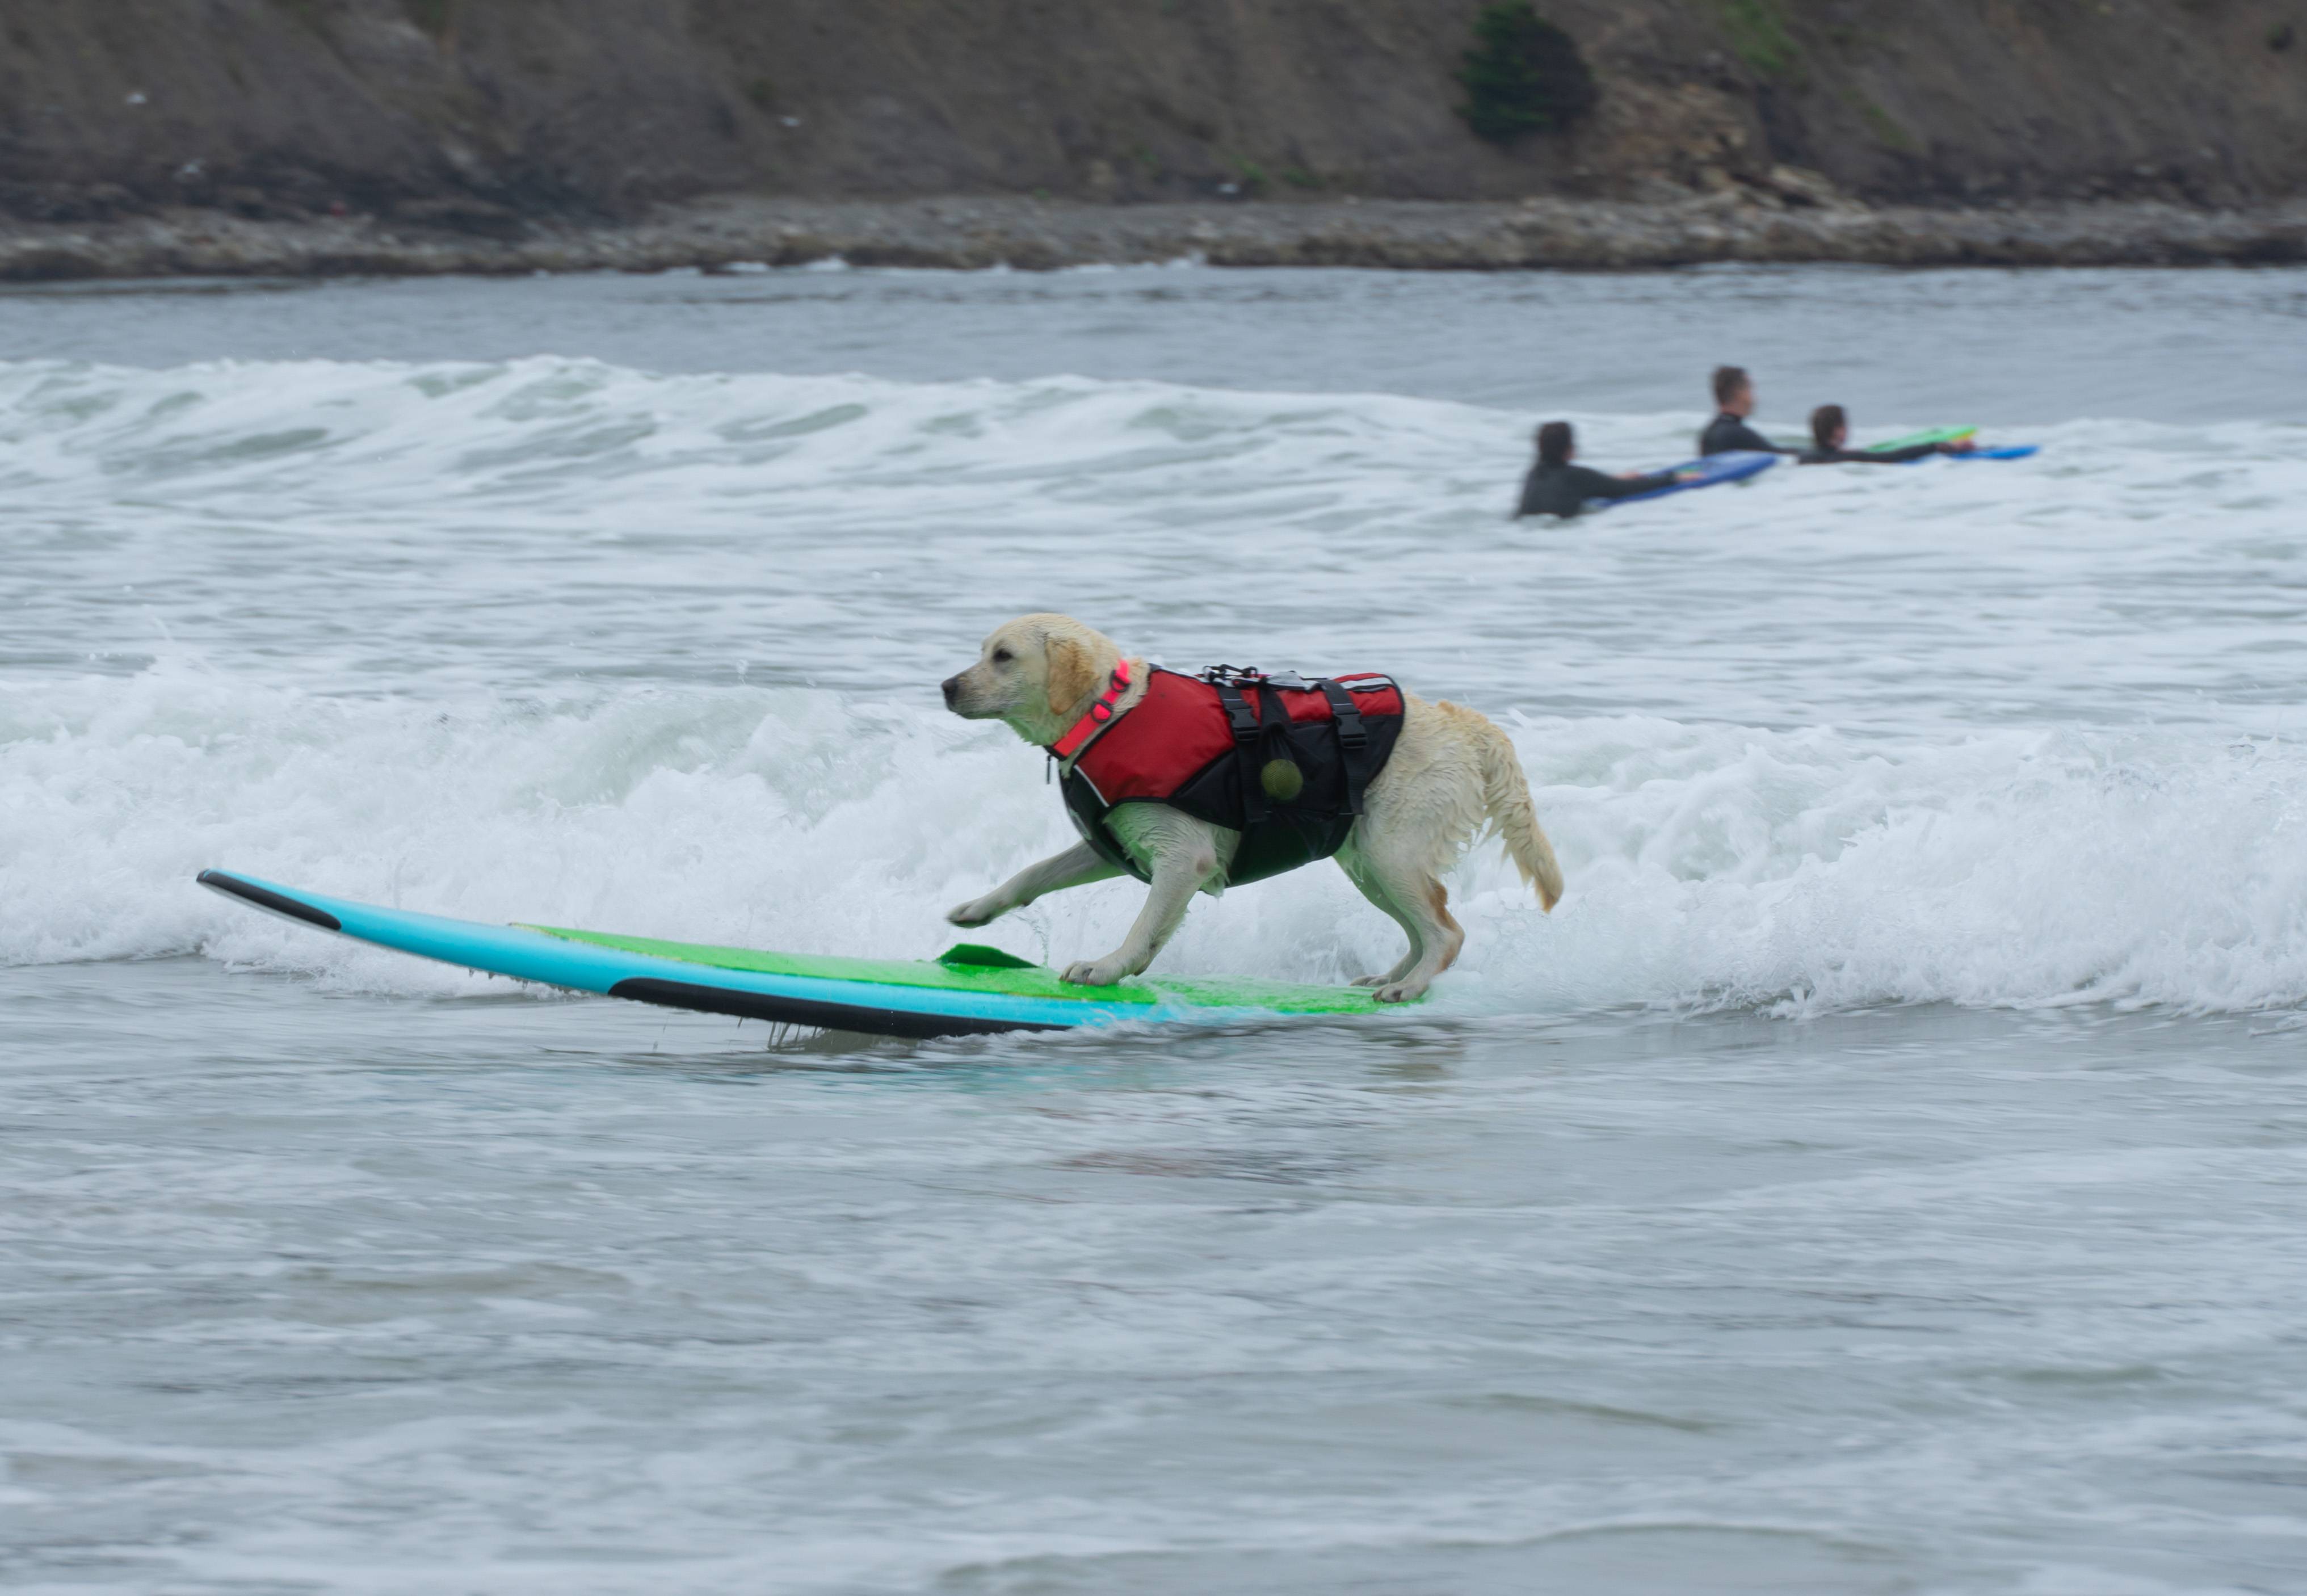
940 613 1562 1001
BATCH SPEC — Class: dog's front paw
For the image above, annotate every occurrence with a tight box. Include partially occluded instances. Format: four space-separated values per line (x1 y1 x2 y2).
1061 956 1132 988
946 896 1006 928
1372 977 1431 1005
1350 974 1386 989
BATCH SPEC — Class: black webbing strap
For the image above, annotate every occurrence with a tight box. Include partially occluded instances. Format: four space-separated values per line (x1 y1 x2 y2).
1256 682 1301 827
1317 679 1366 749
1213 679 1268 823
1318 678 1371 817
1213 679 1260 743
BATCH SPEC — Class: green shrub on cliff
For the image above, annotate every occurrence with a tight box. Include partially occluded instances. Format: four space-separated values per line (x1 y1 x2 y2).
1715 0 1800 79
404 0 453 38
1455 3 1596 145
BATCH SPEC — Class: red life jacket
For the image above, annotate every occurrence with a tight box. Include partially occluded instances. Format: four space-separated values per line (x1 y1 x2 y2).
1056 665 1406 886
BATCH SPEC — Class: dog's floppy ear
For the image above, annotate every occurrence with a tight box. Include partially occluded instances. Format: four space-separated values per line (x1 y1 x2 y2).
1044 633 1099 717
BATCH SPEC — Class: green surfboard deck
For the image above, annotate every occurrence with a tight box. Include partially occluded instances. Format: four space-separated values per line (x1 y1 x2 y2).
1779 426 1980 453
523 926 1390 1015
1867 425 1976 452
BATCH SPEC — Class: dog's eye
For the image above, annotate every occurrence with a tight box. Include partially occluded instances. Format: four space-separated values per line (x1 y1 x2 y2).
991 648 1013 665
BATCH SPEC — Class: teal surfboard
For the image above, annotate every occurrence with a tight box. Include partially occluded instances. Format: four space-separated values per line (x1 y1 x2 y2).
197 870 1390 1038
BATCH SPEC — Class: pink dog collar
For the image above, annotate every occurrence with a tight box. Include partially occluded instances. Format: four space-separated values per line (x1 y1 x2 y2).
1049 660 1133 761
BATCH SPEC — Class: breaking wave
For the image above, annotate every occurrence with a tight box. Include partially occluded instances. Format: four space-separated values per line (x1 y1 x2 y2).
4 666 2302 1017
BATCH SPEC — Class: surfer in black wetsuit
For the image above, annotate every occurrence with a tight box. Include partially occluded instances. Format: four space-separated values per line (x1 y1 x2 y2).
1797 405 1976 464
1514 421 1690 519
1697 366 1797 457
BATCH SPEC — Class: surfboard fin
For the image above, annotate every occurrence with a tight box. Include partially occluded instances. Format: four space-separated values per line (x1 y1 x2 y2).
936 943 1039 970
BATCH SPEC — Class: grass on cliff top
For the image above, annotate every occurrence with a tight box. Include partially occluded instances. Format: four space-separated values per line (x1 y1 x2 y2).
1456 3 1597 145
1715 0 1802 79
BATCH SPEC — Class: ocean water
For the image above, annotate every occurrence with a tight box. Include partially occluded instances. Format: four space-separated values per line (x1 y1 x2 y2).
3 264 2305 1594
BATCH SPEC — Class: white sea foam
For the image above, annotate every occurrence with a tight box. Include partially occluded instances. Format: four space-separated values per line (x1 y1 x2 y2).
4 665 2301 1017
2 354 2302 1017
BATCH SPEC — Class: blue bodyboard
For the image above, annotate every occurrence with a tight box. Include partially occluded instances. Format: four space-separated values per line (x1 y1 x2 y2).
1600 450 1777 508
1899 444 2041 465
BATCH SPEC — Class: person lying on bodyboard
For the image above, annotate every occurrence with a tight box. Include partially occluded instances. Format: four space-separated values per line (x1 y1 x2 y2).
1513 422 1697 518
1797 405 1977 464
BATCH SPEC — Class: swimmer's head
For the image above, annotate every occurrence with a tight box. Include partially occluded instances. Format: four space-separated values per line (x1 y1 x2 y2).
1536 421 1573 466
1712 365 1753 414
1810 404 1847 451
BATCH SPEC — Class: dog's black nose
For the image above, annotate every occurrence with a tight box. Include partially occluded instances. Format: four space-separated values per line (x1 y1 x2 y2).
940 675 960 707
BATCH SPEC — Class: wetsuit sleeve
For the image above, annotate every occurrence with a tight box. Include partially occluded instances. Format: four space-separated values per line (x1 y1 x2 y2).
1574 465 1674 501
1801 443 1936 465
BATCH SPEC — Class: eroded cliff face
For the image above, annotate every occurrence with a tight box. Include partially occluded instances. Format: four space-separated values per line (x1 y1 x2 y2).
2 0 2301 225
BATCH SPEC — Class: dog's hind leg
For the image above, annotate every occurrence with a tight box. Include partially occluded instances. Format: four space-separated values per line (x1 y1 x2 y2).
948 842 1120 927
1337 834 1463 1004
1336 842 1425 990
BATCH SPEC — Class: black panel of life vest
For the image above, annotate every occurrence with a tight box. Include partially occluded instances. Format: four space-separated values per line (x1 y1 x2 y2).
1061 689 1403 887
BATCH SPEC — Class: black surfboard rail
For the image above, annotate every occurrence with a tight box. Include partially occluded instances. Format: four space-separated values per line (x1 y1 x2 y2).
197 870 342 932
196 867 1057 1039
607 977 1054 1039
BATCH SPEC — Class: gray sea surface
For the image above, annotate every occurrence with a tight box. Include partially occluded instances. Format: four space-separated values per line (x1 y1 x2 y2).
3 264 2305 1594
3 262 2301 422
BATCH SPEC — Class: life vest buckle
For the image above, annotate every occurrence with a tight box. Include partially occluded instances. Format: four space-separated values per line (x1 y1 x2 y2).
1317 678 1368 750
1212 680 1262 744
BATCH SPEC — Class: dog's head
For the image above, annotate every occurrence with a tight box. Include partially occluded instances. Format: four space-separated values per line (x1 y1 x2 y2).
942 614 1123 746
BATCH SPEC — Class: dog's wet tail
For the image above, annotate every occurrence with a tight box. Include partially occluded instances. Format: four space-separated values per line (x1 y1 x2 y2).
1476 719 1564 912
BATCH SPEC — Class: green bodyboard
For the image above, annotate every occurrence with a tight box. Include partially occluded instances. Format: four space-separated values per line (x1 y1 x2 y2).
1867 425 1976 453
1776 426 1980 453
521 926 1391 1014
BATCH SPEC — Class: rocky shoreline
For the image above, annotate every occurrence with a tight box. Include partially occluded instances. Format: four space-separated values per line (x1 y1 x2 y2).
4 193 2303 281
